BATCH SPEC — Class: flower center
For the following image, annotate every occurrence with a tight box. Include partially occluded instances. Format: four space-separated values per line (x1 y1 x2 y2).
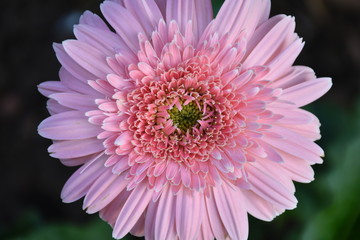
168 101 203 132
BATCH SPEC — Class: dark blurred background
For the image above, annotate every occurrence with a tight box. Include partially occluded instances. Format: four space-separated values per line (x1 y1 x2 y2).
0 0 359 239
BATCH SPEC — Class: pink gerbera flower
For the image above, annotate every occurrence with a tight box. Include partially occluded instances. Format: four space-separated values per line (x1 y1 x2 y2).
38 0 332 239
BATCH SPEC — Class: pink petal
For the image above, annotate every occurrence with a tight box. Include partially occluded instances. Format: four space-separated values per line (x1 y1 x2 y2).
99 190 132 227
212 184 248 240
53 43 96 82
123 0 163 36
48 138 104 159
262 135 323 164
240 190 283 221
130 211 146 237
49 92 96 111
39 111 101 140
59 67 101 97
112 182 154 239
61 155 107 202
213 0 270 44
74 24 131 57
154 186 177 239
204 191 227 240
62 40 113 79
244 15 295 68
246 163 298 209
101 1 145 52
280 151 315 183
175 188 202 240
83 170 128 213
281 77 332 107
79 10 110 30
38 81 68 97
46 99 71 115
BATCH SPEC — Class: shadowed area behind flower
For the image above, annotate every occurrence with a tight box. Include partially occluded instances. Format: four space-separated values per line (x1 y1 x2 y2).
0 0 359 239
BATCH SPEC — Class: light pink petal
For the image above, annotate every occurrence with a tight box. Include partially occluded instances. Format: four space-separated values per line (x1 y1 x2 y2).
83 170 128 213
49 92 96 111
61 155 107 202
53 43 97 81
79 10 110 30
246 163 297 209
114 131 133 147
99 189 132 227
59 68 101 97
262 135 323 164
46 99 72 115
268 125 324 156
204 191 227 240
101 1 145 52
176 188 202 240
144 197 158 239
112 182 154 239
165 1 191 34
154 186 177 240
194 0 213 37
280 151 315 183
240 190 283 221
74 24 132 57
62 40 113 79
281 77 332 107
200 205 215 240
166 0 212 38
48 138 104 159
130 211 146 237
271 108 312 125
284 117 321 141
270 66 315 89
59 154 95 167
107 74 133 90
255 159 295 194
213 0 270 44
38 81 68 97
256 139 284 163
264 38 305 80
244 15 296 68
212 184 248 240
123 0 163 36
39 111 101 140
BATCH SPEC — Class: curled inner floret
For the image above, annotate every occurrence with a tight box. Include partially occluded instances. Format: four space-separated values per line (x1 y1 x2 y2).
126 57 241 166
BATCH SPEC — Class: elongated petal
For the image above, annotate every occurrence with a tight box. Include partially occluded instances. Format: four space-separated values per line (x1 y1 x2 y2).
113 182 154 239
101 1 145 52
246 163 298 209
213 0 270 44
176 188 202 240
50 92 96 111
281 77 332 107
62 40 113 79
154 186 177 240
39 111 101 140
79 10 110 30
38 81 68 97
48 138 104 159
212 184 248 240
244 15 296 68
83 170 128 213
53 43 96 81
61 155 107 202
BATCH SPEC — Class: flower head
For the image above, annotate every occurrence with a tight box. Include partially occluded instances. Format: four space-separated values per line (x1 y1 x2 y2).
38 0 332 239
